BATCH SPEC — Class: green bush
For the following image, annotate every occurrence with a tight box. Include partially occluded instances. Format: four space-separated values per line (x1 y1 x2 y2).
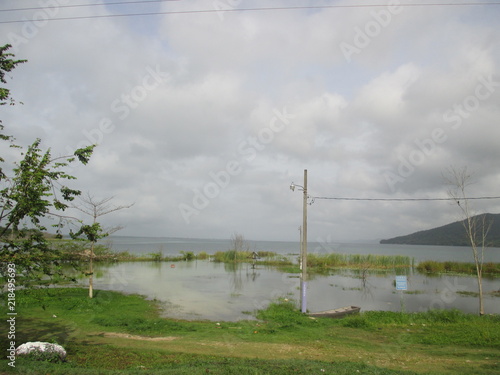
181 251 195 261
148 251 163 262
197 251 209 260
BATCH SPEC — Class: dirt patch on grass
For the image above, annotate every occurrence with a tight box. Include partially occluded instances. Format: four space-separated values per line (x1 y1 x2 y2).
101 332 179 341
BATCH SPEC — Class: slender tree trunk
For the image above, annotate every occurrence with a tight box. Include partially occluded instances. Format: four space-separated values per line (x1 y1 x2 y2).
89 241 94 299
477 272 484 315
445 167 490 316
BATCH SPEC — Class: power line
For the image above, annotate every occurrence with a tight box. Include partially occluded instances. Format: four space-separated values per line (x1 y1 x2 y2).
0 0 181 13
1 1 499 24
311 196 500 202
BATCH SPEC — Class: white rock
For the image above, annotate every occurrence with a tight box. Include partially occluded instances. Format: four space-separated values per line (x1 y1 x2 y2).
16 341 67 360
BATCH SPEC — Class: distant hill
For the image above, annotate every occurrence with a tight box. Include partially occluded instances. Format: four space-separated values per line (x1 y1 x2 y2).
380 213 500 247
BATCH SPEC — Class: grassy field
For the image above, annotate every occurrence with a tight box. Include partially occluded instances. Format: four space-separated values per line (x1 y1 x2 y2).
1 288 499 374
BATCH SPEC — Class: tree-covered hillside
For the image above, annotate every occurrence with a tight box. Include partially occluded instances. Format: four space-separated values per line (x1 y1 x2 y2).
380 213 500 247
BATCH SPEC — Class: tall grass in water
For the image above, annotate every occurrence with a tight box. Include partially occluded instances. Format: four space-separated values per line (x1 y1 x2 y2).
417 260 500 275
211 250 291 265
307 253 414 270
213 250 251 262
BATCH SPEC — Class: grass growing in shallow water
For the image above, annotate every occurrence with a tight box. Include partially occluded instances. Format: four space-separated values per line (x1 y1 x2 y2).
417 260 500 276
306 253 415 270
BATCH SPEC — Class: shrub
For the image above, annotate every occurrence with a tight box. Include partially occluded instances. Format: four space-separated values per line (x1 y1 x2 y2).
148 251 163 262
181 251 195 261
197 251 209 260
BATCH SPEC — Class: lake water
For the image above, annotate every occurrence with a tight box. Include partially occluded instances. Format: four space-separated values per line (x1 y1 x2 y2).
103 236 500 262
85 236 500 321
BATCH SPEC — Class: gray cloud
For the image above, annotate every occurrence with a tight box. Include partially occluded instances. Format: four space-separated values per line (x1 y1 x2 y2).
1 1 500 242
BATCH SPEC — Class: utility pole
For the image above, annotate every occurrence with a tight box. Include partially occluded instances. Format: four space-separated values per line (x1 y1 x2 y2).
298 226 302 270
301 169 308 313
290 169 309 314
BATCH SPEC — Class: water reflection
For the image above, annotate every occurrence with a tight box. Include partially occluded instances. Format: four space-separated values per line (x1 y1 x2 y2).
80 261 499 321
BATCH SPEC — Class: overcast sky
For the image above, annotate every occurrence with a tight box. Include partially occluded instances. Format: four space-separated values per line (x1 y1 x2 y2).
1 0 500 242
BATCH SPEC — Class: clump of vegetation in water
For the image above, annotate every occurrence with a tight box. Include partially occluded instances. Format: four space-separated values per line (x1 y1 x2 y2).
306 253 414 271
417 260 500 276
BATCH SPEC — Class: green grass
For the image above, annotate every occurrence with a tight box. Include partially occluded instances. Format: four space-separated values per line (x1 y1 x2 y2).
8 355 418 375
1 288 499 374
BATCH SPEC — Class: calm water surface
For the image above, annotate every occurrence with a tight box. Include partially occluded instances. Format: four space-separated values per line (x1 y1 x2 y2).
86 258 499 321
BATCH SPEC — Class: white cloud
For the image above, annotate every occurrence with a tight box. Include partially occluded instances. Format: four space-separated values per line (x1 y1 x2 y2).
1 1 500 242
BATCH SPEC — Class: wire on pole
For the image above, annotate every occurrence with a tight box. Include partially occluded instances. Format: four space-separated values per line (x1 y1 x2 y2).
311 196 500 202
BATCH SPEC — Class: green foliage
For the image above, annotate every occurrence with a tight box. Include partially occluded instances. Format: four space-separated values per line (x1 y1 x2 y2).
0 45 96 286
148 251 163 262
197 251 209 260
70 222 107 243
0 44 26 106
256 251 276 257
213 250 247 263
180 251 195 261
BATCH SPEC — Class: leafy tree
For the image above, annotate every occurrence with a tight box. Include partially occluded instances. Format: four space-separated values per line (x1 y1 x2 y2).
0 44 95 285
0 44 26 107
0 44 26 177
